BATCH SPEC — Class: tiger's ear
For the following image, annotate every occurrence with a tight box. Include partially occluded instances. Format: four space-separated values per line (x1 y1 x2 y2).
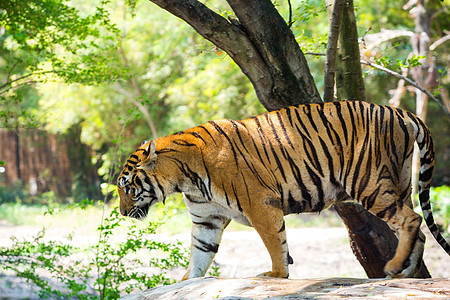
137 140 157 171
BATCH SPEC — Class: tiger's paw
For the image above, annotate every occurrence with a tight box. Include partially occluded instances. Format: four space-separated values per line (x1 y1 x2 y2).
383 260 404 277
257 271 289 278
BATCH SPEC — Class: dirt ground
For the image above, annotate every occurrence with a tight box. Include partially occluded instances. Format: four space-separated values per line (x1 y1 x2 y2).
0 223 449 298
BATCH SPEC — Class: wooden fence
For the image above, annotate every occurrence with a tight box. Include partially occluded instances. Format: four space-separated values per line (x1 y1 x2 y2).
0 128 101 199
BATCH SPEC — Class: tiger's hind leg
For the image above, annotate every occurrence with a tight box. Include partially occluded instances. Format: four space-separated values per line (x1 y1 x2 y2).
372 200 422 277
401 229 426 277
394 157 426 278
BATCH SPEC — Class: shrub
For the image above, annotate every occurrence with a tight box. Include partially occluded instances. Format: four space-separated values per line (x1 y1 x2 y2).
0 205 189 299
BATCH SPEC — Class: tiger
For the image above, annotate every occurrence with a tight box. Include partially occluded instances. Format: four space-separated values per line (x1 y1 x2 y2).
117 100 450 280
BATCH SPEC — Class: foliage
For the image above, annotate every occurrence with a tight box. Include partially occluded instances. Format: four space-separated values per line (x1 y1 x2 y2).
0 204 189 299
34 0 263 185
0 0 124 131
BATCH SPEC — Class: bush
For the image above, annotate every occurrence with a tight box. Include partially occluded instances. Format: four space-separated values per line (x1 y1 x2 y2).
0 205 189 299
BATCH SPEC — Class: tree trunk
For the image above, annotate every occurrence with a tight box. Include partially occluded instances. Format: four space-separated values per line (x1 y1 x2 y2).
331 0 365 100
323 0 344 102
14 126 21 182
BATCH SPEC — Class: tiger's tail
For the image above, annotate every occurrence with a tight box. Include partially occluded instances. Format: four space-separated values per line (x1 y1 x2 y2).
415 116 450 255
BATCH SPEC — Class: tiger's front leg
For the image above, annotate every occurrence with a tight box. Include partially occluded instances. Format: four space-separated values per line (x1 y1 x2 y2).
182 206 230 281
248 197 290 278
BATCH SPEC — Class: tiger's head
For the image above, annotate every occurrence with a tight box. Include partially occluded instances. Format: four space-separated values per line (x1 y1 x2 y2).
117 140 165 220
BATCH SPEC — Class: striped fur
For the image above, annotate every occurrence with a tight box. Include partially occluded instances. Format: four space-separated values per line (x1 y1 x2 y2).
117 101 449 279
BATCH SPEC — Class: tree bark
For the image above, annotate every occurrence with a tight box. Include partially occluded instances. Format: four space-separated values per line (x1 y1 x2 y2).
333 0 365 100
323 0 344 102
149 0 321 111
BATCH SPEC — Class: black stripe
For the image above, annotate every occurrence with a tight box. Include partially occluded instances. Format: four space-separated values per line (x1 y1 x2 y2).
287 191 304 213
266 135 287 181
396 112 410 161
294 108 312 140
279 222 286 233
173 139 197 147
419 168 433 182
286 107 293 127
317 105 338 144
318 136 337 184
285 151 312 210
222 182 231 208
304 163 324 212
185 131 207 144
231 182 243 212
343 102 357 189
201 153 212 200
294 124 324 177
351 128 370 198
374 107 382 168
127 159 138 165
192 221 221 230
357 141 373 202
304 105 319 133
253 117 273 164
193 236 219 253
185 194 208 204
358 101 366 130
376 202 396 219
198 125 217 145
230 120 249 152
209 120 240 168
420 201 431 211
155 148 179 154
335 101 349 145
266 114 288 159
365 186 381 210
276 111 294 149
386 106 399 163
419 190 430 204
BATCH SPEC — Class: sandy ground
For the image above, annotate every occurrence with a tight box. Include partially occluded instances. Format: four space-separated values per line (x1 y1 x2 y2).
0 223 449 298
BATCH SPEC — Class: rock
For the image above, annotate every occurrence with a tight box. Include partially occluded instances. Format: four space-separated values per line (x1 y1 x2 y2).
121 277 450 299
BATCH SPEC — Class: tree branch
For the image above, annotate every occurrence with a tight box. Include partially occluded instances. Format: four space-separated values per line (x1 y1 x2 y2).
226 0 321 108
148 0 321 110
148 0 274 109
0 71 56 94
305 50 449 115
287 0 293 27
430 34 450 51
361 60 449 115
117 45 159 138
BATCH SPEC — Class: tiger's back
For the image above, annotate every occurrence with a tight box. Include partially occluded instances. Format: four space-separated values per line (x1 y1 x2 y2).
118 100 449 280
192 101 418 216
